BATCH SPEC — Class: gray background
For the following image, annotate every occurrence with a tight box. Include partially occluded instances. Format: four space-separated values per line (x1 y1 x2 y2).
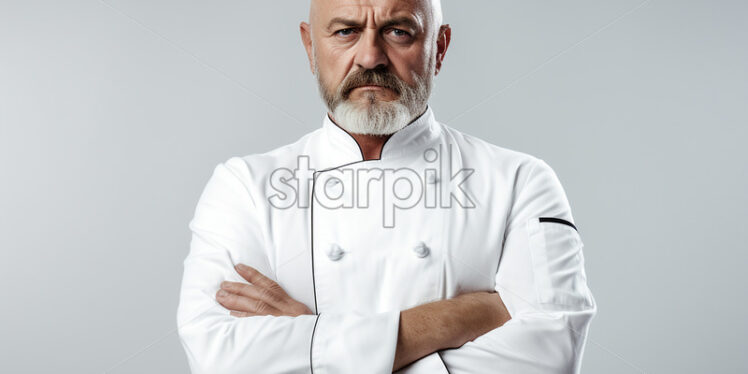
1 0 746 373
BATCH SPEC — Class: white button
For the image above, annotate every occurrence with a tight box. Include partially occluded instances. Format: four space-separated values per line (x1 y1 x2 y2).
327 244 344 261
413 242 430 258
325 179 343 199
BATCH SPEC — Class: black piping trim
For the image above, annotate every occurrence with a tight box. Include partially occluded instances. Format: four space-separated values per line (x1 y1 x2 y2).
436 351 452 374
310 175 318 314
309 314 321 373
538 217 577 231
325 114 394 161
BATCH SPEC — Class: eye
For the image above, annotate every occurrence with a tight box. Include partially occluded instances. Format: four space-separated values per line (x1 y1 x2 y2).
334 28 357 37
387 28 413 41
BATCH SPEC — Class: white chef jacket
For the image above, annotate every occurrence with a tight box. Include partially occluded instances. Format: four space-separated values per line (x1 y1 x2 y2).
177 106 596 374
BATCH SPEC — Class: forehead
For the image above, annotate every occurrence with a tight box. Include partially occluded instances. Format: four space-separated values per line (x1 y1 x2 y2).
311 0 432 23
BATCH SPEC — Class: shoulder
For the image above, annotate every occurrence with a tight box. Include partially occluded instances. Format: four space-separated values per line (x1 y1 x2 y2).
437 124 575 230
437 123 569 208
437 122 547 175
219 128 322 182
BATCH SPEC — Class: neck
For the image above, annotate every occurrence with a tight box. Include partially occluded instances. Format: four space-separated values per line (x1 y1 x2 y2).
349 132 392 160
327 113 393 160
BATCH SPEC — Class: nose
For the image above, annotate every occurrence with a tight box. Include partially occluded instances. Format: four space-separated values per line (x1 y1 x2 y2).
354 30 389 70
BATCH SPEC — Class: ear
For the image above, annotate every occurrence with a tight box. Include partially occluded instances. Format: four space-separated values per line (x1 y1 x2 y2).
300 22 315 74
434 24 451 76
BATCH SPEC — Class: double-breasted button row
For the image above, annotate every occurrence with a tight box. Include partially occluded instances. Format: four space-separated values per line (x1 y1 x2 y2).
326 242 431 261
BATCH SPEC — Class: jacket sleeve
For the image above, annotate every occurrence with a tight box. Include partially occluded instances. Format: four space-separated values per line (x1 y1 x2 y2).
176 157 400 374
437 158 597 374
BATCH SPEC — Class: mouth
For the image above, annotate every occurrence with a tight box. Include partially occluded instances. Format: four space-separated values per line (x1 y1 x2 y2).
342 81 400 99
354 85 387 91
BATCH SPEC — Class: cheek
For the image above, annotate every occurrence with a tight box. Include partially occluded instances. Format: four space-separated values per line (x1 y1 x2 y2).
389 54 428 85
387 41 433 78
318 47 355 86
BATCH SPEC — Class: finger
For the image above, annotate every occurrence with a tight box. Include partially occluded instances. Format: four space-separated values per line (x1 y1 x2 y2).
221 281 312 316
220 281 286 310
215 289 282 316
216 289 282 315
234 264 278 290
230 310 281 318
230 310 259 318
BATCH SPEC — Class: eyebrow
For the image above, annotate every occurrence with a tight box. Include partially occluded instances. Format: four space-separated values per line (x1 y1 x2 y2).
326 16 420 32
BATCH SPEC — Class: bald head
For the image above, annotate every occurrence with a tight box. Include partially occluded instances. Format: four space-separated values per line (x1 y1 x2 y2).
309 0 443 34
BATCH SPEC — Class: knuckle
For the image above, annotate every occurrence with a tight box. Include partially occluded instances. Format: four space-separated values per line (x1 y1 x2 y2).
255 301 269 314
259 287 277 302
237 283 251 294
268 282 282 292
219 294 236 307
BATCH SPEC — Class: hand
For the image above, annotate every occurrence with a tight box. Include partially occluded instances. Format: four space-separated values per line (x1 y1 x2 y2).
216 263 313 317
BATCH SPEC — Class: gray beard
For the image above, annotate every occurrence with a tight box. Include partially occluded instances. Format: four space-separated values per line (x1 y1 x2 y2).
330 89 420 136
315 66 433 136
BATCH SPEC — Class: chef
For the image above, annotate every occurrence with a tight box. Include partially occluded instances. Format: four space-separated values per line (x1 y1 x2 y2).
176 0 596 373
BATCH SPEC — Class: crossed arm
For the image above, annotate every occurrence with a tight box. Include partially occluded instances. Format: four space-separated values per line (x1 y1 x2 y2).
178 157 595 374
217 263 512 372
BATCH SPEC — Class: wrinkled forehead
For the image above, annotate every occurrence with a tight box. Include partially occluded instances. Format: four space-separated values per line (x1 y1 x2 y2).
309 0 442 29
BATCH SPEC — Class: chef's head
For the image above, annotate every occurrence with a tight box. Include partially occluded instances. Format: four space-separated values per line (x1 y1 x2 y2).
300 0 451 135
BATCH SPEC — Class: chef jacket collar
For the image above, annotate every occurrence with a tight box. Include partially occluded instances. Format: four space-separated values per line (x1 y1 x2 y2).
321 105 440 166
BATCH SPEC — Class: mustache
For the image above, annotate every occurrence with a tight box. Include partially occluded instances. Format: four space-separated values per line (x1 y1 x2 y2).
340 67 403 98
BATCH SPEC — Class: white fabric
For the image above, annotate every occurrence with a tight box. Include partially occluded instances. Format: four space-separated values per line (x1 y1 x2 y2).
176 106 596 373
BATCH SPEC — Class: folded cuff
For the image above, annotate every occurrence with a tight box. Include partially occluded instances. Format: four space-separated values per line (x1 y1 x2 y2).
311 310 401 374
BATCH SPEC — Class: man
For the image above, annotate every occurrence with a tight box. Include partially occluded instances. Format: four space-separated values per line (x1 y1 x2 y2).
176 0 596 373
